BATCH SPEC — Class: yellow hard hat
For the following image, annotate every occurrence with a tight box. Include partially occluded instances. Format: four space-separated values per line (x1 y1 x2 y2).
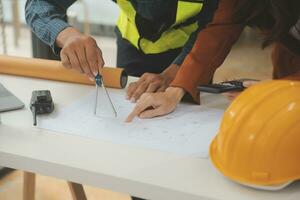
210 80 300 190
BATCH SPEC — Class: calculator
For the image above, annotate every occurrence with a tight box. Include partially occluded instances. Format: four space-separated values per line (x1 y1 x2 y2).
197 79 258 94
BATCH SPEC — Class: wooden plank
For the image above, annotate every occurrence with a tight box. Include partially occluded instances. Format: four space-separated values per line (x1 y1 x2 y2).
23 172 36 200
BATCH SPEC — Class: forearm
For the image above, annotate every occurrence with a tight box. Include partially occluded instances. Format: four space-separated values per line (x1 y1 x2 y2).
281 70 300 81
161 64 180 82
56 27 83 48
170 0 245 103
165 87 185 103
25 0 76 54
171 25 244 103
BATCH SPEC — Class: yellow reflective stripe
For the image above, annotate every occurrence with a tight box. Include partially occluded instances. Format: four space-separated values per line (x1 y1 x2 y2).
117 0 140 49
117 10 140 50
116 0 203 54
117 0 135 21
176 1 203 25
140 23 198 54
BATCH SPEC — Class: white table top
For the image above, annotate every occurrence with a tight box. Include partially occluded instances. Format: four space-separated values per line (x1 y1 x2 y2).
0 74 299 200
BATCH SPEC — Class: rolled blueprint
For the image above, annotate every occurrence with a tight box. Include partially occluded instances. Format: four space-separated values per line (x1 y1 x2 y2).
0 55 127 88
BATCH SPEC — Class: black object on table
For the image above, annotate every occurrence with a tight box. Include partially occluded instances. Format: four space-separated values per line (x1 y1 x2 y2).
197 79 259 94
30 90 54 126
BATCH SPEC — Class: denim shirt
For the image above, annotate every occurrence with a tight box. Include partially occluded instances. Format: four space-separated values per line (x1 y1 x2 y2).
25 0 218 65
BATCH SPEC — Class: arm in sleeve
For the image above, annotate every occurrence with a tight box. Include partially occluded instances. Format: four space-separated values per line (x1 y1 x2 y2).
25 0 76 54
170 0 245 103
283 70 300 80
172 0 219 65
272 42 300 80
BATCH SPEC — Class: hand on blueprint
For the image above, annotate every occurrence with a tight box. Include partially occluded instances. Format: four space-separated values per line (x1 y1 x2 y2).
126 64 179 102
223 80 260 101
56 27 104 80
125 87 185 122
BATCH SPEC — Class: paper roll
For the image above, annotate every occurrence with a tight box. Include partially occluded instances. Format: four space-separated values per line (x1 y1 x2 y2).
0 55 127 88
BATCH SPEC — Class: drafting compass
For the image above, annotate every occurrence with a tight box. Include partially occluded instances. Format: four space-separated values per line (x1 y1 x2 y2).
94 72 117 117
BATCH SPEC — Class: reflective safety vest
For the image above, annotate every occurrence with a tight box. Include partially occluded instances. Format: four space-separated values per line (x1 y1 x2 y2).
116 0 204 54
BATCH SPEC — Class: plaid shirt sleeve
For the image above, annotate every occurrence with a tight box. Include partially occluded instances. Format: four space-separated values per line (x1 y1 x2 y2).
25 0 76 54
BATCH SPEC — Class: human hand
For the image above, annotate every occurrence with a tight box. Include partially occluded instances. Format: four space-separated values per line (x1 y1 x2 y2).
125 87 185 122
223 80 260 101
56 27 104 80
126 64 179 102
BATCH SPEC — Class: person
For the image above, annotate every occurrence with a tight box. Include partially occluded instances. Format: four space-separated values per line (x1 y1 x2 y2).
126 0 300 122
25 1 218 200
25 0 218 103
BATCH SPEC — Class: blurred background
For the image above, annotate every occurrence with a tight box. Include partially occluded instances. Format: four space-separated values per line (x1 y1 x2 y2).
0 0 273 199
0 0 273 79
0 0 119 66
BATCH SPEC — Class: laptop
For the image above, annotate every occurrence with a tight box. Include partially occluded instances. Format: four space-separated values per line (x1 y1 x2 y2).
0 83 25 112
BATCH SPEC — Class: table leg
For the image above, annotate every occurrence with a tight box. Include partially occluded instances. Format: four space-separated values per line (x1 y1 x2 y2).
23 172 36 200
11 0 20 47
68 182 87 200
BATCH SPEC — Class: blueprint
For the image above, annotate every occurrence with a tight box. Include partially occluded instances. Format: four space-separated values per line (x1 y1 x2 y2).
38 89 227 157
